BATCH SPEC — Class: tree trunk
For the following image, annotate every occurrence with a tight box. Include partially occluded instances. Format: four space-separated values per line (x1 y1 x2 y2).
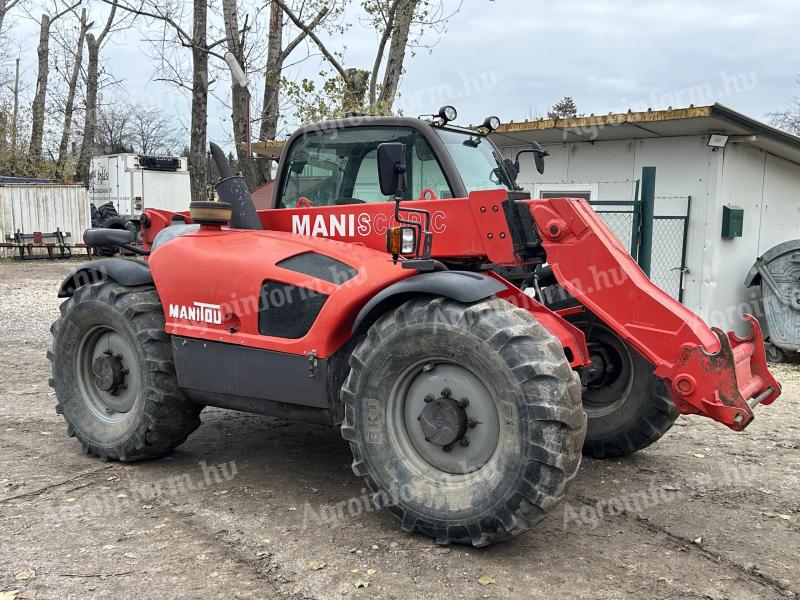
28 14 51 162
0 111 7 151
75 34 100 184
342 68 369 114
55 9 87 179
188 0 209 202
377 0 415 113
222 0 264 190
260 1 283 146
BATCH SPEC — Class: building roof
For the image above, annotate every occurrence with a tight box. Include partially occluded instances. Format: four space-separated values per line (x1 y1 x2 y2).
250 103 800 166
488 103 800 165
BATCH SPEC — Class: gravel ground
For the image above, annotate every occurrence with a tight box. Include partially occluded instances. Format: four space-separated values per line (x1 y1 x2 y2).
0 260 798 600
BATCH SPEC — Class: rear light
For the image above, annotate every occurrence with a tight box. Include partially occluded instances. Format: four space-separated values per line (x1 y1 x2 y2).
387 226 416 255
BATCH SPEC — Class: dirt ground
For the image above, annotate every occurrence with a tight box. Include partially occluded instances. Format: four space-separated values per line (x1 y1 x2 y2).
0 260 797 600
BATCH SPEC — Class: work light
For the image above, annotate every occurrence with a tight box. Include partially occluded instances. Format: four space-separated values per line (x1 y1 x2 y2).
483 115 501 131
439 105 457 123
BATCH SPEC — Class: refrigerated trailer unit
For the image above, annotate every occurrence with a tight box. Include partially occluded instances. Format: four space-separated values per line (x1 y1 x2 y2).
88 154 191 223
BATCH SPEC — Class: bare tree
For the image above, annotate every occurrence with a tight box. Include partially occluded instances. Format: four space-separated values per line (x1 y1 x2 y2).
93 101 181 155
54 6 87 178
111 0 231 201
221 0 262 188
75 0 117 183
275 0 461 116
769 100 800 136
28 1 79 163
260 1 330 143
129 103 183 155
95 102 133 153
0 0 21 35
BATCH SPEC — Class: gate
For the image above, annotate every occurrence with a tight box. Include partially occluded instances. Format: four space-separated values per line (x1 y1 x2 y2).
589 168 690 302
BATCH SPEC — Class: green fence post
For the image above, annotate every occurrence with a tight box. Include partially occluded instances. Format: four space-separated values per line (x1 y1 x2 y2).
638 167 656 277
630 179 641 260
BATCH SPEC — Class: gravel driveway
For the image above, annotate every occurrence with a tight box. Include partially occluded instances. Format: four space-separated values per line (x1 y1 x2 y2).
1 260 798 600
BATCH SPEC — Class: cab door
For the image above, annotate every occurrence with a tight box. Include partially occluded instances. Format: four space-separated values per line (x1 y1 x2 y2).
261 126 452 251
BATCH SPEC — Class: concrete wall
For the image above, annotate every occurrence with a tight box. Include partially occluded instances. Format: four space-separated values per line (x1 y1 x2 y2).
498 135 800 332
0 184 91 257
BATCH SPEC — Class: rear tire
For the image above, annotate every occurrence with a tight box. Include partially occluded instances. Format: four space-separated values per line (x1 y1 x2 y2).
48 281 202 461
340 297 586 546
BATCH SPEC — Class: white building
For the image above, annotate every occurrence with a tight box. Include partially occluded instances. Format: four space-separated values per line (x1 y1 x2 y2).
490 103 800 333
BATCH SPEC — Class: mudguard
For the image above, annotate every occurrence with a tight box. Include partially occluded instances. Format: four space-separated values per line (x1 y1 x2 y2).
351 270 506 334
58 258 153 298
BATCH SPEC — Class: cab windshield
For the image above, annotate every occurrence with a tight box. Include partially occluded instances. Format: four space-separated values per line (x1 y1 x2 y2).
434 128 514 193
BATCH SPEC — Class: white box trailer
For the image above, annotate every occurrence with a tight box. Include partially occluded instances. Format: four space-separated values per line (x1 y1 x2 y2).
88 154 191 222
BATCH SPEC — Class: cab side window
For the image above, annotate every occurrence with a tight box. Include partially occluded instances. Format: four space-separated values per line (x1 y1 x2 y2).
278 127 452 208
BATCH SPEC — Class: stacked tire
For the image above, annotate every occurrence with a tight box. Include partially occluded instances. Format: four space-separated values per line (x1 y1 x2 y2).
90 202 137 256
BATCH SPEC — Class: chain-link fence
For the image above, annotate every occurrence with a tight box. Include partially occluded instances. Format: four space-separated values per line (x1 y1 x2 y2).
650 217 688 300
590 196 690 301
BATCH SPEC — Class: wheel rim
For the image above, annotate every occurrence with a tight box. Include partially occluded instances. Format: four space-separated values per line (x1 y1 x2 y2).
75 326 141 423
388 361 500 475
581 324 634 418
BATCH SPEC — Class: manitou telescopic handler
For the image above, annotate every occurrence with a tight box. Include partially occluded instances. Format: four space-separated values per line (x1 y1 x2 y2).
50 106 780 546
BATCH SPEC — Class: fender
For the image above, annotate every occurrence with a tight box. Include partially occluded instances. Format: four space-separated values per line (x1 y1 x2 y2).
352 270 506 334
58 258 153 298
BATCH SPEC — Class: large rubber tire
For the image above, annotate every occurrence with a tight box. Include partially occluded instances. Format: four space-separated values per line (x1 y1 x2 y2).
340 297 586 546
48 281 202 461
562 308 678 459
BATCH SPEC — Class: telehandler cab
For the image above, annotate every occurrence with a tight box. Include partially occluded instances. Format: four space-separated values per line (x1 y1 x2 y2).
50 106 780 546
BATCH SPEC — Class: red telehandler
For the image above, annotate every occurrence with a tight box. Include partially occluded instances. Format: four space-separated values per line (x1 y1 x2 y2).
50 107 780 546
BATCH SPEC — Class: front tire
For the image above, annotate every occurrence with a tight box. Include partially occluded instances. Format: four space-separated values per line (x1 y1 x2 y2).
564 310 678 458
48 281 202 461
340 297 586 546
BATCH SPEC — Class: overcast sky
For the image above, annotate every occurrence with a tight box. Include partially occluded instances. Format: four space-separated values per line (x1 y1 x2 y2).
7 0 800 151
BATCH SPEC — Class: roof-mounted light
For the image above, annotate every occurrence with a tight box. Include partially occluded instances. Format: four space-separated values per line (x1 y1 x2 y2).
438 105 457 124
482 115 501 131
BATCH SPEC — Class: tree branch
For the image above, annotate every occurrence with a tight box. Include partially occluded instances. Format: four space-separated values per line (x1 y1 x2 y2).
96 0 117 44
278 4 329 64
272 0 347 79
105 0 227 60
52 1 82 25
369 0 398 109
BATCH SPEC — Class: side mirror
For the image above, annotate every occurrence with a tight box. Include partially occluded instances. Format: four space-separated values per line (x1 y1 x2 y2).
377 142 407 198
514 141 550 176
531 141 548 175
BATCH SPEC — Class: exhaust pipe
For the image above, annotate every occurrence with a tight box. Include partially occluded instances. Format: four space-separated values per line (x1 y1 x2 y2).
209 142 262 230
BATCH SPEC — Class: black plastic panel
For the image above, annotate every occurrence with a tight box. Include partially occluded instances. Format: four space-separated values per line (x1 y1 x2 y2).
172 337 330 409
277 252 357 284
259 281 328 338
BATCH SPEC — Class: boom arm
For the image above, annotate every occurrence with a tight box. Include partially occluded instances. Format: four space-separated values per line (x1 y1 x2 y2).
529 197 780 431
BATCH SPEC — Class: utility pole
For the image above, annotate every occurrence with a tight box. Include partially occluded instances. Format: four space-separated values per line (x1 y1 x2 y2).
12 57 20 170
11 57 20 147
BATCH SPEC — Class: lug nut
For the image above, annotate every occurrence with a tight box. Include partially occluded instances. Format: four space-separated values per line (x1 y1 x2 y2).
424 394 435 403
440 387 451 398
458 397 469 408
460 437 470 447
442 444 452 453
